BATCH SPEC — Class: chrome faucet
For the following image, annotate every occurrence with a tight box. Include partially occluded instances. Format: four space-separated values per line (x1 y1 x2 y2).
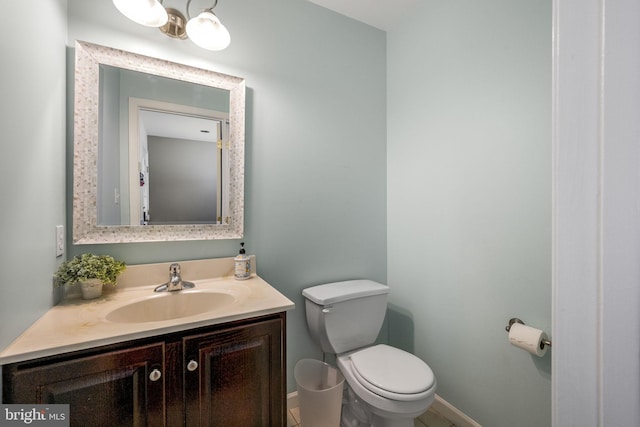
154 263 195 292
168 263 184 291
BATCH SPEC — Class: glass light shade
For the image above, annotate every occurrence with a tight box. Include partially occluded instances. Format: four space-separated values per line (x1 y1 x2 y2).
113 0 168 27
186 11 231 51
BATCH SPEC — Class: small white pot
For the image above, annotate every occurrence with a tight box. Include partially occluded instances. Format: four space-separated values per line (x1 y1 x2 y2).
80 278 103 300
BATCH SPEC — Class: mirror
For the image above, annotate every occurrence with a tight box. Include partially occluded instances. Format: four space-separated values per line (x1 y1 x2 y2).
73 41 245 243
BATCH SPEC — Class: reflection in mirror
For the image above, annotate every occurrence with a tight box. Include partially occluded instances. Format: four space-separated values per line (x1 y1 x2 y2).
133 108 227 226
98 65 231 227
74 41 245 243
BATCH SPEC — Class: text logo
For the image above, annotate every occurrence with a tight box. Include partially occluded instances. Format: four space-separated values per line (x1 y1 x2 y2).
0 405 69 426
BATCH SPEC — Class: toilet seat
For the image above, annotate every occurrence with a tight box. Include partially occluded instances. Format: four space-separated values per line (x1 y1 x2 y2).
349 345 435 401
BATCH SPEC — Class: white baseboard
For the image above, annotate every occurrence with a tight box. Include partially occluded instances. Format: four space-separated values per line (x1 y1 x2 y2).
430 394 482 427
288 391 481 427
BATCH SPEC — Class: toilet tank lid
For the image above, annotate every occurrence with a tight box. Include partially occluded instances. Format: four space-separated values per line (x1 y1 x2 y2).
302 280 389 305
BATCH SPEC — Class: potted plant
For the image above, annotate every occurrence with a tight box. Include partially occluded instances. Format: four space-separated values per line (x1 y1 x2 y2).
54 254 126 299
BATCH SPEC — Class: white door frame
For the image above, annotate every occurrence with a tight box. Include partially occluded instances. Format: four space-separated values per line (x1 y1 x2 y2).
552 0 640 425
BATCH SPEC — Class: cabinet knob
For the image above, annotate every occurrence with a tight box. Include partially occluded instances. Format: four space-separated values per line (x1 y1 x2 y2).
149 368 162 382
187 360 199 372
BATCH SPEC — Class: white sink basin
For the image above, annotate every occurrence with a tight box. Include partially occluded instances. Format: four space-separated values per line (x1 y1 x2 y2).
106 291 237 323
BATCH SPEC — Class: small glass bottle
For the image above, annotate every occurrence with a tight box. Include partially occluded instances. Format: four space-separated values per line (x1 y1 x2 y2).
234 242 250 280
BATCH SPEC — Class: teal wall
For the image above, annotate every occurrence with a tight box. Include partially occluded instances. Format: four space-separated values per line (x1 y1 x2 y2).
67 0 388 393
387 1 551 426
0 0 68 350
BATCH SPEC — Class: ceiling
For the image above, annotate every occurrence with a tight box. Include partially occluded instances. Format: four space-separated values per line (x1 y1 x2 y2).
306 0 420 31
141 110 220 143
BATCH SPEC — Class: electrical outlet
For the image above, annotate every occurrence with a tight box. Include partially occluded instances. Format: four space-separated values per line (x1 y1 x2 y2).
56 225 64 257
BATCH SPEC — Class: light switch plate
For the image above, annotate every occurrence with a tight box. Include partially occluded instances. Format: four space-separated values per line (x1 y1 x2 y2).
56 225 64 257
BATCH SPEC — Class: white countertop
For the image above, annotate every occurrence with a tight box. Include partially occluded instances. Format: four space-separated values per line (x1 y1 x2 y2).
0 258 295 365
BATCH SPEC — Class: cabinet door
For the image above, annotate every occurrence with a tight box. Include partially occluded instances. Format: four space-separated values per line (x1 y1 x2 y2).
184 317 284 427
4 342 165 427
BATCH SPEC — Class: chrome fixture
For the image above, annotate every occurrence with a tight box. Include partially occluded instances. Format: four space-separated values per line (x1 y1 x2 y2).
113 0 231 51
154 263 196 292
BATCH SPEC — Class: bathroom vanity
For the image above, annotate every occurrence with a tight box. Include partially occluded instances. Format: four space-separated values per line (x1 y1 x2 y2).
0 257 294 427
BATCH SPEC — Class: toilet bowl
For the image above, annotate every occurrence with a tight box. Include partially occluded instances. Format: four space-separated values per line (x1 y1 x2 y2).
302 280 437 427
338 345 436 427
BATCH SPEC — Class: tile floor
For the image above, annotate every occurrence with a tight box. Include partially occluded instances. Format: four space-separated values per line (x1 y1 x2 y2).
287 406 457 427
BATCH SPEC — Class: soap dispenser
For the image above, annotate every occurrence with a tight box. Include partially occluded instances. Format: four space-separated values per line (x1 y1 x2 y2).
234 242 251 280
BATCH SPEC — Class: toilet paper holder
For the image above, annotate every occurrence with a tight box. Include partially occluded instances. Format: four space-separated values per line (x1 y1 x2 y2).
505 318 552 348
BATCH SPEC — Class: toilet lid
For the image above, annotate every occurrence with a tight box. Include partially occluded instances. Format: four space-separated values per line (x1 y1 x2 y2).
350 345 435 398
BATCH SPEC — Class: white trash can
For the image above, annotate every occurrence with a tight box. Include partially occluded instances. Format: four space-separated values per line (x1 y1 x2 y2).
294 359 345 427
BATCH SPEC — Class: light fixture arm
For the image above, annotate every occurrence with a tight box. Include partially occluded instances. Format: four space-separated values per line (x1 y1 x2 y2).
186 0 219 20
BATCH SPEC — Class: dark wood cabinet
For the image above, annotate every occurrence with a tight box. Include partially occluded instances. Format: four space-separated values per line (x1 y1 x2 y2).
3 313 286 427
184 317 283 427
4 342 165 427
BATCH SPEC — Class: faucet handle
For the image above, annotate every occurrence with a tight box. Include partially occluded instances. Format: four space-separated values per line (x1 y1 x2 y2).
169 263 181 275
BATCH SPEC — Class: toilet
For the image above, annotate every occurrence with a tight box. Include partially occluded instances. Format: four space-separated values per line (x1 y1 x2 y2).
302 280 436 427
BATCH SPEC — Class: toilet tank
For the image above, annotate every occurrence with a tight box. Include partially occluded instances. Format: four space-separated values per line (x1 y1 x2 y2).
302 280 389 354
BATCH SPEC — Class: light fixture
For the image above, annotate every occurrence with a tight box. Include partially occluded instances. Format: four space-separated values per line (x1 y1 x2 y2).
113 0 231 51
186 8 230 51
113 0 168 27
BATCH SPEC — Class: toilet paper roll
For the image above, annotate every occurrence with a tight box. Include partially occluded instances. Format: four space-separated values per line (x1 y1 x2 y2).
508 323 549 357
